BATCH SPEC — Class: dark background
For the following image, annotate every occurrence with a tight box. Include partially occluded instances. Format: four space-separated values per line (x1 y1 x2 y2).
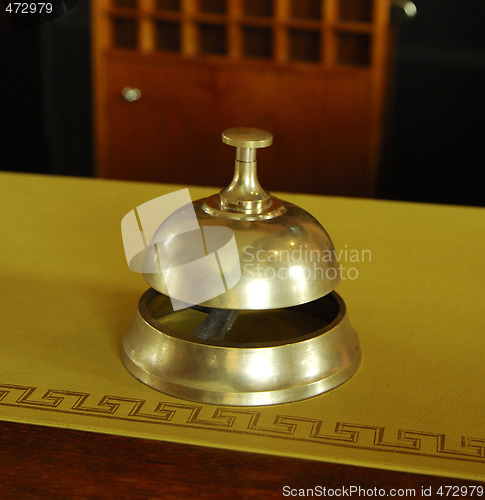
378 0 485 207
0 0 92 177
1 0 484 206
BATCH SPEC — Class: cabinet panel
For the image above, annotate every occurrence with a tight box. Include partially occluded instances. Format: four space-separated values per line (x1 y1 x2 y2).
105 54 373 195
106 57 221 186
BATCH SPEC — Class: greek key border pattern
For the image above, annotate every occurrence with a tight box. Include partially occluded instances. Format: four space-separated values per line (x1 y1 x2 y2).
1 383 484 464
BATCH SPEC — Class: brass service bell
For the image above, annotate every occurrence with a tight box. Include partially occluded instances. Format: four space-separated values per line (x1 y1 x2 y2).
122 128 361 406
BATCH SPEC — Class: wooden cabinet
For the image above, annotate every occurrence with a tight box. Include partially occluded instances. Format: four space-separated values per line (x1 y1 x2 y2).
92 0 393 196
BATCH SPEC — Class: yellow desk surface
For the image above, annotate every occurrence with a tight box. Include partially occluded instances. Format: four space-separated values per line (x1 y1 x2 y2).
0 172 484 480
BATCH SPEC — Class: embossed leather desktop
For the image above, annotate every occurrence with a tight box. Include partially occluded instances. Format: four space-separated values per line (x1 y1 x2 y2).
0 172 483 480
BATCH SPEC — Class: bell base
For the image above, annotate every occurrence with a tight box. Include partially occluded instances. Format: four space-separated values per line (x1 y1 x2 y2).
122 289 361 406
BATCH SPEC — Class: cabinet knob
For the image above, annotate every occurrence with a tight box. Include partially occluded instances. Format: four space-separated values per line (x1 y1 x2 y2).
121 87 142 102
391 0 417 23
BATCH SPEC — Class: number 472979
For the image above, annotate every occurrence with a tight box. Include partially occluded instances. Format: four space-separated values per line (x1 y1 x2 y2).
6 3 53 14
437 485 484 497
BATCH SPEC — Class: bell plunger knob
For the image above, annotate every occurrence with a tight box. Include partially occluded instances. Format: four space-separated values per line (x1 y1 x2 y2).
202 127 285 220
219 128 274 215
222 127 273 162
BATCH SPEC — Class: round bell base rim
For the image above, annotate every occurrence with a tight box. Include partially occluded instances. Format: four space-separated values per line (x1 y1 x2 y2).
121 289 361 406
